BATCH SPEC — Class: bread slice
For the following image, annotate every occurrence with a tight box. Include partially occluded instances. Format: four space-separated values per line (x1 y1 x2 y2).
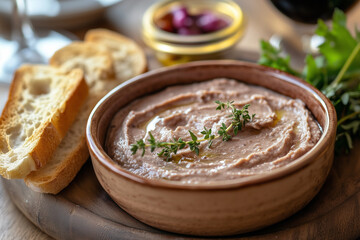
85 28 147 82
0 65 88 179
24 97 98 193
25 29 147 194
50 41 115 82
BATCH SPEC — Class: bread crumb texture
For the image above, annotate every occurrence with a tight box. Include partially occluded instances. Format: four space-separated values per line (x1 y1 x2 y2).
25 29 147 194
0 65 86 179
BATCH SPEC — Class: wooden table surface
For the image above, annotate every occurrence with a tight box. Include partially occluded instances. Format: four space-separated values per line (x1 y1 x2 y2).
1 1 360 239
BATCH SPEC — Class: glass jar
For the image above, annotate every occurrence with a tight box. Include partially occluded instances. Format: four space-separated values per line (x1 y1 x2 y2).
142 0 245 66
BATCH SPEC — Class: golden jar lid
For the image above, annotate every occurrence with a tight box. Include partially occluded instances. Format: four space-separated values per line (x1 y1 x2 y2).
142 0 245 56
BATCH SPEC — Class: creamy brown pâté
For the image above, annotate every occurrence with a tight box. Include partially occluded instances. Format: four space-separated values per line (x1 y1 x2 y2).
106 79 321 183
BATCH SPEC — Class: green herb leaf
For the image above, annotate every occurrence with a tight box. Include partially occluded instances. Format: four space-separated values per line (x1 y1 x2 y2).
178 138 186 149
218 123 231 141
258 40 300 77
148 132 156 152
131 139 146 156
316 9 360 76
131 101 255 161
189 130 198 142
215 100 226 110
258 9 360 154
130 144 138 155
201 127 215 148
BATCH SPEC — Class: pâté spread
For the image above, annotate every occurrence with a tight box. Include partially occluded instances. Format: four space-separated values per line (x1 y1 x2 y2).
106 79 321 183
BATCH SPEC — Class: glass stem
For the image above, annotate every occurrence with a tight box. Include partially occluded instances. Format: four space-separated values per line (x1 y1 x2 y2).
12 0 37 50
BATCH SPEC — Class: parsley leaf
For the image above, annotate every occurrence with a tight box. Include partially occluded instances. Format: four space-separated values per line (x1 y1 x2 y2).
258 9 360 153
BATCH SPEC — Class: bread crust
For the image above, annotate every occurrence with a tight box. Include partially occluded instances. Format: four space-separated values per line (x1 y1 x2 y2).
24 29 147 193
25 135 89 194
0 65 88 179
50 42 115 80
52 69 89 139
85 28 148 78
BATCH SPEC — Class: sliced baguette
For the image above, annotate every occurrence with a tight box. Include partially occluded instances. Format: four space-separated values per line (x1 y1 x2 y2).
0 65 88 179
25 30 147 194
25 97 98 193
50 41 115 82
85 28 147 83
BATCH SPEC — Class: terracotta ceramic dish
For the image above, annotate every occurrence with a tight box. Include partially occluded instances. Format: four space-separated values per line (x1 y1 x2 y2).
86 60 336 236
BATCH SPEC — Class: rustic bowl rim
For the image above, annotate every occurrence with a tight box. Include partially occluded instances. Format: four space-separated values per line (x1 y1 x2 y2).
86 60 337 190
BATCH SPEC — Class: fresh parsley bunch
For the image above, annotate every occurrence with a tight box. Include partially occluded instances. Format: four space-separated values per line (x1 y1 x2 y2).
259 9 360 153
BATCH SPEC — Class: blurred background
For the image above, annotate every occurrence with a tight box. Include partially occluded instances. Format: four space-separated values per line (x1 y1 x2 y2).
1 0 360 71
0 0 359 111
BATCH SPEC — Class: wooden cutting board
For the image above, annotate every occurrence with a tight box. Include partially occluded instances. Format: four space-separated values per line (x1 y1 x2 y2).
2 141 360 239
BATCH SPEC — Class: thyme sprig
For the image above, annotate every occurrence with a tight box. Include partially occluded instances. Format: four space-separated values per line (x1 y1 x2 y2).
130 101 255 161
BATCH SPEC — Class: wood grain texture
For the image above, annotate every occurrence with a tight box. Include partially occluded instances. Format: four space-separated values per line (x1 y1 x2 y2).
2 141 360 239
0 182 52 240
